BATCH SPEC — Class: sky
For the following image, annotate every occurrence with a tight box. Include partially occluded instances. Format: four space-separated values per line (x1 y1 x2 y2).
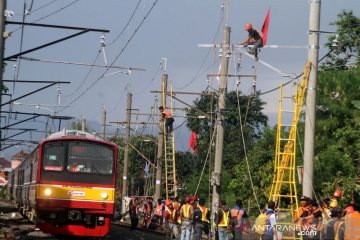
1 0 359 159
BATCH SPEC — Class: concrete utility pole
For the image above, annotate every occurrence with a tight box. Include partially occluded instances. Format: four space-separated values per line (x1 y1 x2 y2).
101 108 106 139
303 0 321 198
81 115 86 131
211 25 231 237
0 0 6 150
154 73 167 200
121 93 132 214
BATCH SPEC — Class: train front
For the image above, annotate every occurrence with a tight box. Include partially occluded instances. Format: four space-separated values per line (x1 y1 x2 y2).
36 132 117 237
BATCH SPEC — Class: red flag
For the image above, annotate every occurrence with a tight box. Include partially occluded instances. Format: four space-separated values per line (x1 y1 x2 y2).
188 131 198 153
261 8 271 46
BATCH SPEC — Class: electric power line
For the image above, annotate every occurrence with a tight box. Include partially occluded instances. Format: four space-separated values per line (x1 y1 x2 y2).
56 0 160 114
108 0 142 46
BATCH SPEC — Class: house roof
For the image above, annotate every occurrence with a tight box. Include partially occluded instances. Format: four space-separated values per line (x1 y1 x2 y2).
0 157 10 168
11 150 29 161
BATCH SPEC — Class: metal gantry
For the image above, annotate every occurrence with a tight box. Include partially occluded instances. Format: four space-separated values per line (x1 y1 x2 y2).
268 62 311 240
163 81 177 199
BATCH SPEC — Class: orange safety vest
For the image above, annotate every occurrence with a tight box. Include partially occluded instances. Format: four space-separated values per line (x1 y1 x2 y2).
173 201 181 212
218 209 230 227
155 204 163 216
143 202 152 214
230 208 244 227
199 206 210 223
165 207 177 224
163 110 172 118
182 203 192 219
344 211 360 240
69 166 79 172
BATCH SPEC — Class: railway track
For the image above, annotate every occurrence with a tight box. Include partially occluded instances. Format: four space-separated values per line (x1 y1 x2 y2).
1 199 168 239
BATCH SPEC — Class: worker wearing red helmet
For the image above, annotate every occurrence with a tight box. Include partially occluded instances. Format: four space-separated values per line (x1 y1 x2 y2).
189 196 198 240
180 196 194 240
240 23 263 61
164 199 179 238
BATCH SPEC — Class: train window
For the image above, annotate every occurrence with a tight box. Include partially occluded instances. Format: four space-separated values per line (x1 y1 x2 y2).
42 142 65 171
68 141 114 175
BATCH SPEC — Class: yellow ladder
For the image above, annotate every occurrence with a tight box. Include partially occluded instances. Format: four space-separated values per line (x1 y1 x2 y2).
163 81 177 199
268 62 311 240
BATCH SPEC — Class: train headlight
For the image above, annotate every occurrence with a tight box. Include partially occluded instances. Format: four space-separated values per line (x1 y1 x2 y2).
44 188 52 196
100 192 108 199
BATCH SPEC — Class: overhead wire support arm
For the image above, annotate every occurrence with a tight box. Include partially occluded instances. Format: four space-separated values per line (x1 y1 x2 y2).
0 115 39 129
1 81 70 107
1 130 29 141
19 56 146 71
4 30 91 61
5 21 110 33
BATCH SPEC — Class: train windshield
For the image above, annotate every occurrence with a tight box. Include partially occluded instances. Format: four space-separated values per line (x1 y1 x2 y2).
42 141 114 175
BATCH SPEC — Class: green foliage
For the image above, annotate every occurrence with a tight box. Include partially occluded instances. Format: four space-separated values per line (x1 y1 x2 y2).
70 120 90 132
110 134 157 196
186 90 269 212
322 10 360 70
228 127 276 215
313 66 360 202
186 91 268 169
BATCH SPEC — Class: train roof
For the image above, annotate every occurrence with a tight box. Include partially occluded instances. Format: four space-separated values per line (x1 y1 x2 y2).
46 129 103 141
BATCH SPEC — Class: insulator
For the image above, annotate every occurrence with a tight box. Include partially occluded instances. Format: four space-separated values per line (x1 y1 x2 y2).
206 78 210 86
100 34 106 46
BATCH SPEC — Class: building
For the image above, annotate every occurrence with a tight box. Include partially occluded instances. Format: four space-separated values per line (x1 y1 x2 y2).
0 157 11 170
11 150 29 169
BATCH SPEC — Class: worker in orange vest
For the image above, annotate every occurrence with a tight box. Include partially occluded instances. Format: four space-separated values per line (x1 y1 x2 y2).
216 199 231 240
159 106 174 136
164 199 179 239
155 198 164 225
230 199 247 240
193 198 210 240
142 197 153 227
180 196 194 240
68 161 80 172
240 23 263 61
344 195 360 240
294 196 312 238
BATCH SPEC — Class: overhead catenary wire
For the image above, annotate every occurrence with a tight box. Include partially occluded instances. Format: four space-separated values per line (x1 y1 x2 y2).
174 3 224 90
133 62 161 95
63 46 102 97
108 0 142 46
56 0 160 114
259 49 334 96
28 0 60 15
194 119 218 196
11 0 81 33
235 85 261 213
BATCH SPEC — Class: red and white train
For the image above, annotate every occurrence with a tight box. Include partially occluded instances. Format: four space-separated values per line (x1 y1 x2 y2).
7 129 118 237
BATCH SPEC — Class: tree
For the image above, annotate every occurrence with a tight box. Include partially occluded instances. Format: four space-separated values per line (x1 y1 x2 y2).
185 90 268 202
228 127 276 214
313 66 360 201
110 134 158 197
322 10 360 70
186 91 268 170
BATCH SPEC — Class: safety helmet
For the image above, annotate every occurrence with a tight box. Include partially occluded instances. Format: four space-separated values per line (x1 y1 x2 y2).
329 199 339 208
334 189 342 198
165 199 172 206
185 196 191 203
191 196 197 202
345 205 354 214
245 23 253 30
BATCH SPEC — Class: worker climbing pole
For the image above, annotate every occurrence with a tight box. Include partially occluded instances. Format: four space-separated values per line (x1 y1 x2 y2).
268 62 311 240
162 81 177 199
